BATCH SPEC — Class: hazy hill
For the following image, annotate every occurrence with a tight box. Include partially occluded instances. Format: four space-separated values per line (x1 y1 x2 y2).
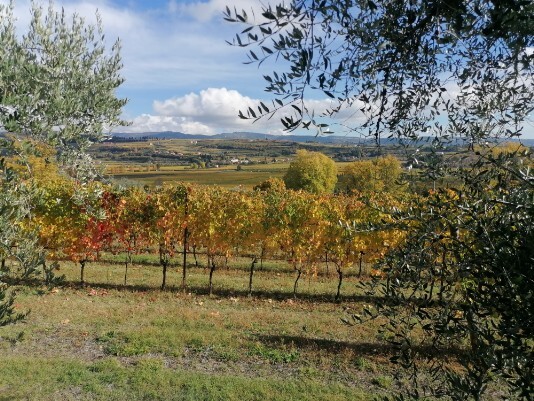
111 131 401 144
110 131 534 147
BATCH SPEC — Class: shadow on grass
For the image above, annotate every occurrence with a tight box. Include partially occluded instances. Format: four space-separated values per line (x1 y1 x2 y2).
255 333 465 360
180 284 387 304
56 279 387 305
11 276 386 305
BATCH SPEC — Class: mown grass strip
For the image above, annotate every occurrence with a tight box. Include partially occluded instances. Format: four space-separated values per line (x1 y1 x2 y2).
0 357 374 401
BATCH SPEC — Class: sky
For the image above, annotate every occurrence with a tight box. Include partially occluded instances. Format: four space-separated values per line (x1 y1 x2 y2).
9 0 534 138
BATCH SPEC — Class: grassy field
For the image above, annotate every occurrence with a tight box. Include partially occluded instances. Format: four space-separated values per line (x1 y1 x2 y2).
105 162 355 189
108 165 288 189
0 261 404 401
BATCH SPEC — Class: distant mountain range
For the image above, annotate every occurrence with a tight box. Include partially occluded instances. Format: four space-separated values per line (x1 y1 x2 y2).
110 131 534 146
111 130 360 143
2 129 532 146
109 131 444 145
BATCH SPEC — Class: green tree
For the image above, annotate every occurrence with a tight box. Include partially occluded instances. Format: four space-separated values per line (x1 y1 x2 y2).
227 1 533 399
0 1 126 324
283 149 337 194
0 157 32 326
360 154 533 399
1 2 126 153
338 155 403 194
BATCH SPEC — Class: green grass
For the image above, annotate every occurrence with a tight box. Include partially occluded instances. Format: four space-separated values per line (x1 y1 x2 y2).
0 357 372 401
0 261 397 400
98 251 373 276
64 257 374 300
109 167 286 189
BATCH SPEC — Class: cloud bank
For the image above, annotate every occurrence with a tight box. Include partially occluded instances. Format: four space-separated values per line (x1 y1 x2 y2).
121 87 367 135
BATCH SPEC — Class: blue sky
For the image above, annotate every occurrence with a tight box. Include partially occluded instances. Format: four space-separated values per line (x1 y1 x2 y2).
11 0 534 138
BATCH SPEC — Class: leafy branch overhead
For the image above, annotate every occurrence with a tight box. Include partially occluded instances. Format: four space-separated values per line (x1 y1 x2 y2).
226 0 533 141
227 1 534 400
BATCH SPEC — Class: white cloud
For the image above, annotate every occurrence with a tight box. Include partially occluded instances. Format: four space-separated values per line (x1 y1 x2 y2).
154 87 256 121
123 87 268 134
120 87 368 136
13 1 142 35
125 114 215 135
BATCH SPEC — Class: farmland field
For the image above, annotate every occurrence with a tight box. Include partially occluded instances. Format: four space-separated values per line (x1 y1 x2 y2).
108 164 291 189
90 138 378 188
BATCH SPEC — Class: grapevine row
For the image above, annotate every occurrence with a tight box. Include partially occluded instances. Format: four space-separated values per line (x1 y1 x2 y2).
25 177 407 298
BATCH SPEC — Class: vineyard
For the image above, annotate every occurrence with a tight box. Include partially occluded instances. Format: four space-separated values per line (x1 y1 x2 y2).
1 137 532 401
6 161 407 300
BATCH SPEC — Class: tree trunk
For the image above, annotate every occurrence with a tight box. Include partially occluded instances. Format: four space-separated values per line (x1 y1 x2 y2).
248 257 257 297
192 245 199 267
160 245 169 290
336 267 343 301
325 251 330 277
161 261 168 290
358 251 364 277
124 250 131 286
80 260 86 285
259 247 265 271
293 267 302 298
182 191 189 289
182 227 188 289
208 256 216 296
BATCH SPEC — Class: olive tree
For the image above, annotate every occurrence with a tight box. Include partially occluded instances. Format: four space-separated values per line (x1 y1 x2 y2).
0 1 127 323
225 1 533 142
226 1 533 399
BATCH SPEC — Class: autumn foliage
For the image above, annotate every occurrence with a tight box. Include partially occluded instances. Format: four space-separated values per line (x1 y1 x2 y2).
23 164 408 297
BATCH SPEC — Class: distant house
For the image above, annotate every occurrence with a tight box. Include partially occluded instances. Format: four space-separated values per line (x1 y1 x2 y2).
230 158 240 164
